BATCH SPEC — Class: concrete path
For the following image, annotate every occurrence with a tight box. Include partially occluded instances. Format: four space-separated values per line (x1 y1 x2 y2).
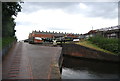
2 42 62 79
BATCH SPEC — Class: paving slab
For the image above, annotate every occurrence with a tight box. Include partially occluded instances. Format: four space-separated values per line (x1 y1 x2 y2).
2 42 62 79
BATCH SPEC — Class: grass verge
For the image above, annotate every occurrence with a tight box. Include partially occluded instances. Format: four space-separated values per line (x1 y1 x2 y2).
76 40 115 55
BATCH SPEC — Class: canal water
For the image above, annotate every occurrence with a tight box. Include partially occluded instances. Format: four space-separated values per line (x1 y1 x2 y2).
62 56 119 79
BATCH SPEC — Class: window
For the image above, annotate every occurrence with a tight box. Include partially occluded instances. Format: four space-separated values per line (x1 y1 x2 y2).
35 37 42 40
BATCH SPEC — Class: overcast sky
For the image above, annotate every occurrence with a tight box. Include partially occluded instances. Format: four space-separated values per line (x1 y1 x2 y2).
15 1 118 40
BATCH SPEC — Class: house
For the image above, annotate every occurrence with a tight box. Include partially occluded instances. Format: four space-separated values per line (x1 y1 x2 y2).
28 30 80 43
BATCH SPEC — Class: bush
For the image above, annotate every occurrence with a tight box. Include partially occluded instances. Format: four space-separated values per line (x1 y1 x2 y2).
88 35 119 55
2 37 16 48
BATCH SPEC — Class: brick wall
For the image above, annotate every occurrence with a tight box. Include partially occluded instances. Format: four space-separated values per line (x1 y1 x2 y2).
62 43 119 62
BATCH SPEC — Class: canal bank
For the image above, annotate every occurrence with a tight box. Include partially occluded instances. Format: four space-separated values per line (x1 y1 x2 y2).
61 43 119 62
2 42 119 80
1 40 17 59
43 42 119 79
60 43 119 79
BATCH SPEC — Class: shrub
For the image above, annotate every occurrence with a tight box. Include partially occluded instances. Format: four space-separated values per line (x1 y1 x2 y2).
88 35 119 55
2 37 16 48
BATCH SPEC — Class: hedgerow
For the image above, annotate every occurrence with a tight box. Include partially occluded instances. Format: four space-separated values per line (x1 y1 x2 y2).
88 35 119 55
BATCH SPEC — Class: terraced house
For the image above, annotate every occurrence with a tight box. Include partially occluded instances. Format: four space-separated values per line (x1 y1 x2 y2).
28 30 80 43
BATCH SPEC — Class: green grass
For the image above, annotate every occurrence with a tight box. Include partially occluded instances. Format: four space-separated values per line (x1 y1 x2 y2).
88 35 119 55
76 40 115 55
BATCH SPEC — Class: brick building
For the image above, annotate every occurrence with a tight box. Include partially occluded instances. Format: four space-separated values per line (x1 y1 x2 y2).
79 25 120 39
28 30 80 43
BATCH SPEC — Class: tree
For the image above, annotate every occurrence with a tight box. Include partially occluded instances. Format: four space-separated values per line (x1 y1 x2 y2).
2 2 22 37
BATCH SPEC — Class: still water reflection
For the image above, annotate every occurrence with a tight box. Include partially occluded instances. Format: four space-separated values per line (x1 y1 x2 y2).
62 56 119 79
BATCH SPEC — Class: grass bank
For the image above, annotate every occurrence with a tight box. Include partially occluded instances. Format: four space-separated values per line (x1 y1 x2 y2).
76 40 115 55
88 35 119 55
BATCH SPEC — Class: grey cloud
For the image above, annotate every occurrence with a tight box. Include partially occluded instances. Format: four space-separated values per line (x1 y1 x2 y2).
21 2 118 19
21 2 79 13
118 1 120 24
22 0 119 2
47 27 71 30
16 21 34 26
27 2 78 9
84 2 118 19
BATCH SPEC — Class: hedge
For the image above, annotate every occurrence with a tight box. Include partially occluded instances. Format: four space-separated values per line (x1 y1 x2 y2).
88 35 119 55
2 37 16 48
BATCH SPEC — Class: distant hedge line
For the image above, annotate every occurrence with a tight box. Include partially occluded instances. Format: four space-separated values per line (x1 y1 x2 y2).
88 35 120 55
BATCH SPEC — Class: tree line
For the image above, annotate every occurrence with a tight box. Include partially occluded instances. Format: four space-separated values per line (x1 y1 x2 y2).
2 2 22 38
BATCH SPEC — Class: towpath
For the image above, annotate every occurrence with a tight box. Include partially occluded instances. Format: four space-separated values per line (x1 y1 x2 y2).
2 42 62 80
